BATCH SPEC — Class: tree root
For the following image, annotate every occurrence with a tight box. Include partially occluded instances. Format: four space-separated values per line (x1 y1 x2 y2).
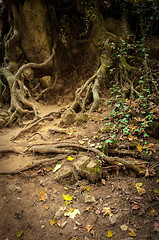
0 155 66 175
0 42 57 126
35 72 58 101
27 132 47 141
11 116 53 141
69 45 112 113
28 142 141 174
0 148 21 154
30 146 77 155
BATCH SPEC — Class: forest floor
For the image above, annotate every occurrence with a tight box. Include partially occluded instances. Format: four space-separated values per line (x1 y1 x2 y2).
0 95 159 240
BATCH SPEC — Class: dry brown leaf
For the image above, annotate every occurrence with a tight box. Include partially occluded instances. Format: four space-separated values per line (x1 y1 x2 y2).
85 224 92 232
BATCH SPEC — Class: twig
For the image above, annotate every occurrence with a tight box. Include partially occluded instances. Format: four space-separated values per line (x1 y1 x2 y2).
0 155 66 175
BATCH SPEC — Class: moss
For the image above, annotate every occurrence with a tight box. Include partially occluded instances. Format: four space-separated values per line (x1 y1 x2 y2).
76 114 89 126
81 159 101 174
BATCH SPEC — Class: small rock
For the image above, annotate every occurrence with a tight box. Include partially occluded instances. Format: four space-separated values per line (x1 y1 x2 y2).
53 164 77 185
54 208 65 220
40 75 52 88
109 215 117 225
59 109 76 127
7 185 22 193
83 192 96 203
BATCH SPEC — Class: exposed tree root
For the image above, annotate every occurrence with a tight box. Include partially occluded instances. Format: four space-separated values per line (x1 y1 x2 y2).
0 155 66 175
11 116 53 141
0 42 57 126
69 41 112 113
48 128 67 134
29 142 141 174
30 146 77 155
0 148 21 154
27 132 47 141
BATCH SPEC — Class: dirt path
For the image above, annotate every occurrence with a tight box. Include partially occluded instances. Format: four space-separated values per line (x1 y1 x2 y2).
0 103 159 240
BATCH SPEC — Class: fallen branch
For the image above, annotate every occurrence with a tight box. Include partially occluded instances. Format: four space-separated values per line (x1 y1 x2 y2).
0 155 66 175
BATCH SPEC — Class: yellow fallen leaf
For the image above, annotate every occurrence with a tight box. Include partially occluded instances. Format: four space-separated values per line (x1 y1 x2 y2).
85 224 92 232
135 182 143 187
154 189 159 194
71 237 77 240
49 219 56 226
137 144 143 152
156 179 159 183
67 156 75 161
38 191 48 201
27 162 32 166
84 206 90 212
85 186 91 191
106 230 115 238
44 205 49 210
102 207 113 217
136 187 145 196
150 208 155 216
69 207 75 213
63 194 73 201
79 140 85 145
129 230 136 237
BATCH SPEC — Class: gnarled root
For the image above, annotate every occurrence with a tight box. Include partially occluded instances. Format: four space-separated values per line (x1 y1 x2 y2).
0 42 57 126
69 44 112 113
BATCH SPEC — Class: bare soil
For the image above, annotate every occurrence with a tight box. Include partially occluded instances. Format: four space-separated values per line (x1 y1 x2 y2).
0 100 159 240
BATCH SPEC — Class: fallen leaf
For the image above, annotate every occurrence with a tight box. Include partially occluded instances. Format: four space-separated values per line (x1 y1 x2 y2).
49 219 56 226
84 206 90 212
101 179 106 185
150 208 156 216
106 230 115 238
154 222 159 232
67 156 75 161
79 140 85 145
64 200 71 205
137 144 143 152
38 190 48 201
120 224 128 231
64 209 80 219
129 230 136 237
136 187 146 196
57 219 67 228
44 205 49 210
27 162 32 166
17 230 23 238
132 204 139 210
71 237 77 240
85 186 91 191
156 179 159 183
102 207 113 217
53 163 62 172
154 189 159 194
85 225 92 232
63 194 73 201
